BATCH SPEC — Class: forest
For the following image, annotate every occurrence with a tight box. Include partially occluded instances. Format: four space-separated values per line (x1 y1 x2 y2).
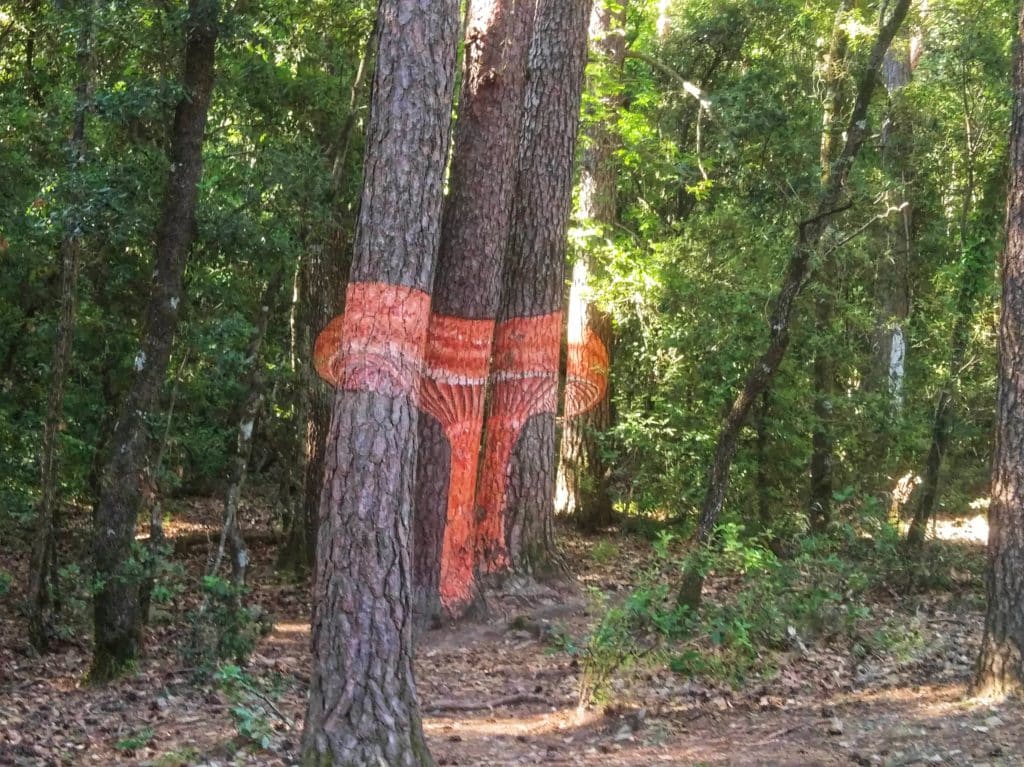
2 0 1024 764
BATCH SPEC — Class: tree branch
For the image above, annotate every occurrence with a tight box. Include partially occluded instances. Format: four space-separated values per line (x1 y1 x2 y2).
624 49 712 112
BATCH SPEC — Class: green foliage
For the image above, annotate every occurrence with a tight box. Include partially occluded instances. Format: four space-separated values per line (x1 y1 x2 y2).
184 576 271 673
590 540 620 564
0 568 11 598
572 502 983 701
115 726 155 753
214 664 285 750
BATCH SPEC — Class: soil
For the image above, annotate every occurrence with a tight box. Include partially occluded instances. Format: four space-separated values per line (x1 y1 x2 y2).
1 497 1021 767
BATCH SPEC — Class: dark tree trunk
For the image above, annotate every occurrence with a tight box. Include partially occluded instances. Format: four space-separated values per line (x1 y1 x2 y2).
808 0 853 533
905 62 1000 550
678 0 912 610
412 0 538 625
27 0 92 652
278 40 370 575
278 233 348 575
555 0 622 533
300 0 459 762
89 0 219 682
975 5 1024 696
905 221 993 547
475 0 593 579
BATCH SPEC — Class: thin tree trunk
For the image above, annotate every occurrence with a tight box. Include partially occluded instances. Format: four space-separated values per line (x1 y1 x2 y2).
411 0 538 624
975 3 1024 696
137 349 189 626
300 0 459 762
215 273 280 588
905 236 990 547
678 0 913 610
27 0 93 652
555 0 622 533
89 0 219 682
475 0 593 579
874 45 914 410
808 0 853 532
905 55 994 550
873 2 926 411
755 390 773 533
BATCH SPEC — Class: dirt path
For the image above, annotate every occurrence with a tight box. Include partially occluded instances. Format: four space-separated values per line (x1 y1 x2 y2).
1 502 1021 766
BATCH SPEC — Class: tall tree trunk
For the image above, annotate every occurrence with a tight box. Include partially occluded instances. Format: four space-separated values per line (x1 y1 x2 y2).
554 0 622 533
27 0 93 652
89 0 219 683
411 0 538 624
678 0 912 610
808 0 853 532
301 0 459 762
474 0 593 579
975 3 1024 696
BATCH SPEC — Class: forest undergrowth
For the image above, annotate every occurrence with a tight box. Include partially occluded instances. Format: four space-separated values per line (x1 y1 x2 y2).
0 489 1020 767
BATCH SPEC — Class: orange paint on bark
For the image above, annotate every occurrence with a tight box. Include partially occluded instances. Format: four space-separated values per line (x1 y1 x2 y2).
419 315 495 613
564 326 610 418
475 312 562 573
313 282 431 400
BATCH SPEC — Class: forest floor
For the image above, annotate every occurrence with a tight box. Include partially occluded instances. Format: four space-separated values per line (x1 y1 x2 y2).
1 494 1021 767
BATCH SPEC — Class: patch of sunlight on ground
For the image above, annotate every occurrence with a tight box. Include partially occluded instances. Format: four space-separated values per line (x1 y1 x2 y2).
272 622 309 634
135 519 216 540
426 706 601 738
917 513 989 544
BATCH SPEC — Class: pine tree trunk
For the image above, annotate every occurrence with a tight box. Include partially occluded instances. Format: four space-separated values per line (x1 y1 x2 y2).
89 0 218 682
975 4 1024 696
27 0 92 652
678 0 912 610
412 0 538 624
475 0 593 579
301 0 459 762
555 0 622 533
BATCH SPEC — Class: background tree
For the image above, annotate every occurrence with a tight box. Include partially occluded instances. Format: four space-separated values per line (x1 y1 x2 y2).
678 0 913 608
26 0 93 652
90 0 220 681
554 0 623 533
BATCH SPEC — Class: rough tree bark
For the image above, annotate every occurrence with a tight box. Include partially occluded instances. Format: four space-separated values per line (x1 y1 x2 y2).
677 0 913 610
412 0 537 625
475 0 593 580
975 3 1024 696
554 0 622 533
27 0 92 652
300 0 459 762
808 0 853 533
89 0 219 682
